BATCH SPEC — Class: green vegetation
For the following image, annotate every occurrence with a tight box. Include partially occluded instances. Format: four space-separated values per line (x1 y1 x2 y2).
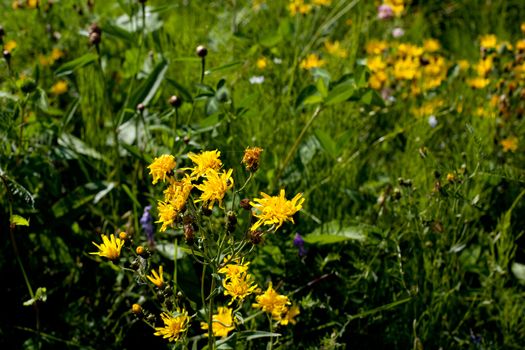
1 0 525 349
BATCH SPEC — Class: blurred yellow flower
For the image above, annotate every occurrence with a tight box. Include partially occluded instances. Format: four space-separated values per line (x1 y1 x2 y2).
50 48 64 62
475 57 492 76
195 168 234 209
187 150 222 179
249 189 304 231
423 39 441 53
253 0 265 10
256 57 268 70
148 154 176 184
397 43 423 57
324 40 348 58
27 0 38 9
280 304 300 325
480 34 497 49
521 23 525 35
457 60 470 71
38 54 50 66
147 266 164 288
288 0 312 15
393 57 420 80
154 310 189 342
313 0 332 6
516 39 525 52
90 234 124 260
366 40 388 55
4 40 17 53
299 53 325 70
501 136 518 152
467 77 490 89
369 71 387 90
51 80 68 95
201 307 235 337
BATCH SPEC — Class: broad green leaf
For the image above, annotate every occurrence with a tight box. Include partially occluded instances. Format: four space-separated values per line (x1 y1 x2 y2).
55 53 98 76
316 77 329 98
325 81 355 105
361 89 385 107
303 94 324 105
295 85 317 108
128 59 168 108
156 241 186 260
58 133 107 162
304 221 366 245
11 215 29 226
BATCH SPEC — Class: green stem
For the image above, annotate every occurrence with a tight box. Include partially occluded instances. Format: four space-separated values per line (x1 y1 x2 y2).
207 276 216 350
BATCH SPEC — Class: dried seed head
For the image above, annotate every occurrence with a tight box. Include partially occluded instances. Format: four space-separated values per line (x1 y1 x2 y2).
240 198 252 210
248 230 264 245
242 147 263 172
169 95 182 108
184 224 195 245
196 45 208 58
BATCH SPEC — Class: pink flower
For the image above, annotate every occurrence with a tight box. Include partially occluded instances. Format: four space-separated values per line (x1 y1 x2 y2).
378 4 394 20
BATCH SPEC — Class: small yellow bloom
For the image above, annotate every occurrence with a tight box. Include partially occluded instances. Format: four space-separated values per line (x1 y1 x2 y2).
369 71 387 90
397 43 424 57
384 0 404 16
521 23 525 35
324 40 348 58
393 57 420 80
252 282 291 322
480 34 497 49
27 0 38 9
515 39 525 52
156 201 178 232
256 57 268 70
4 40 17 53
90 234 124 260
299 53 325 70
280 304 300 325
367 56 386 72
51 80 68 95
131 304 142 314
154 310 189 342
313 0 331 6
195 169 234 210
201 307 235 337
366 40 388 55
501 136 518 152
475 57 492 77
50 48 64 62
288 0 312 16
38 54 50 67
147 266 164 288
250 189 304 232
457 60 470 71
148 154 176 184
423 39 441 53
222 272 258 304
467 77 490 89
187 150 222 179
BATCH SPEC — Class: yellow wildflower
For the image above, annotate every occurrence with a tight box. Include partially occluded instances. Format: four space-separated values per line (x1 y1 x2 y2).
313 0 332 6
324 40 348 58
384 0 404 16
369 71 387 90
393 57 420 80
475 57 492 76
423 39 441 53
397 43 424 57
501 136 518 152
242 146 263 172
457 60 470 71
187 150 222 179
147 266 164 288
521 23 525 35
280 304 300 325
201 307 235 337
156 201 178 232
480 34 497 49
90 234 124 260
288 0 312 15
367 56 386 72
51 80 68 95
299 53 325 70
50 48 64 62
27 0 38 8
222 272 258 304
4 40 17 53
218 257 250 277
256 57 268 70
515 39 525 52
366 40 388 55
195 169 234 209
163 176 193 205
249 189 304 231
154 310 189 342
467 77 490 89
252 282 291 322
148 154 176 184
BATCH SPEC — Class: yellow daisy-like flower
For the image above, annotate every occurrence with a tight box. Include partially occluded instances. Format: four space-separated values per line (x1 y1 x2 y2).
250 189 304 231
222 272 258 304
4 40 17 53
201 307 235 337
480 34 497 49
299 53 325 70
156 201 178 232
163 176 193 206
313 0 331 5
252 282 291 322
280 304 300 325
51 80 68 95
501 136 518 152
423 38 441 53
324 40 348 58
288 0 312 16
50 47 64 62
154 310 189 342
148 155 176 185
187 150 222 179
218 257 250 277
90 234 124 260
242 146 263 172
195 169 234 210
365 40 388 55
467 77 490 89
256 57 268 70
147 266 164 288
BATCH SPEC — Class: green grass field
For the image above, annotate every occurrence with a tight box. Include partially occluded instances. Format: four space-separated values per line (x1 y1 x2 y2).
2 0 525 349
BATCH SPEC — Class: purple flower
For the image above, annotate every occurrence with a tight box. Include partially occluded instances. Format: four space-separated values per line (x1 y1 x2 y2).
140 205 154 244
293 233 307 257
378 4 394 20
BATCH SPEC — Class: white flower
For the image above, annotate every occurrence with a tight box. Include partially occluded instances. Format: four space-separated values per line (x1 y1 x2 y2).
249 76 265 84
392 27 405 38
428 115 438 128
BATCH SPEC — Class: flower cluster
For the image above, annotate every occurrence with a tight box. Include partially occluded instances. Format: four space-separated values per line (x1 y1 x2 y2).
252 283 299 325
219 258 258 304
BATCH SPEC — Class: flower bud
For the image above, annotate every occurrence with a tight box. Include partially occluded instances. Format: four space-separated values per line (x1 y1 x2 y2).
226 211 237 233
131 303 143 315
136 245 150 257
137 103 145 112
89 32 101 46
240 198 252 210
169 95 182 108
119 231 128 240
3 50 11 61
248 230 264 245
196 45 208 58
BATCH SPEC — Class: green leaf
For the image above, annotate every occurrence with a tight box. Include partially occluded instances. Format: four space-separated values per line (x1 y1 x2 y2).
128 59 168 108
207 61 242 74
23 287 47 306
156 241 186 260
304 221 366 245
55 53 98 76
361 89 385 107
325 81 355 106
10 214 29 226
314 129 337 157
316 77 329 98
58 133 108 162
295 85 317 108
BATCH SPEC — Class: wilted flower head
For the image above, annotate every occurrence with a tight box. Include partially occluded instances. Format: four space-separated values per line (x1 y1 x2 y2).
242 146 263 172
